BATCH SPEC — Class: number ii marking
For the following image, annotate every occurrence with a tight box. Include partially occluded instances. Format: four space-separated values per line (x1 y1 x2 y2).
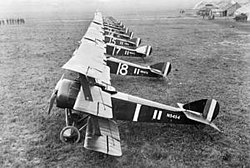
134 68 140 75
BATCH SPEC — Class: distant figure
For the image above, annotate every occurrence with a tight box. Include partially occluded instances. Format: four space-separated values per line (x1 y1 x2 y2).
208 10 215 20
20 18 25 24
202 12 205 19
1 18 25 25
180 10 185 14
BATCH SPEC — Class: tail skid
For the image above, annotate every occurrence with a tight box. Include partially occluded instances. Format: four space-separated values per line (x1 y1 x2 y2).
182 108 221 131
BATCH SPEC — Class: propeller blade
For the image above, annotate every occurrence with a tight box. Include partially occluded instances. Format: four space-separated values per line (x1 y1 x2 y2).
47 89 57 115
47 74 64 114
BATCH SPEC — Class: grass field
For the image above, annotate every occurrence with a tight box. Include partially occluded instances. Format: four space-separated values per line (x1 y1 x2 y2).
0 11 249 167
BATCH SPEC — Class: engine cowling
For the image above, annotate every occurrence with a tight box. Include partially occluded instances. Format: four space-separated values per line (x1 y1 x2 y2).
56 79 80 109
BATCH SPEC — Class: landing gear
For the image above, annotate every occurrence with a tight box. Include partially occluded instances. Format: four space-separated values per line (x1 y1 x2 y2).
60 126 81 143
60 108 88 144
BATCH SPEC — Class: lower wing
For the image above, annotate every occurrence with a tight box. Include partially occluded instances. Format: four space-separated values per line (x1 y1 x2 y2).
84 116 122 156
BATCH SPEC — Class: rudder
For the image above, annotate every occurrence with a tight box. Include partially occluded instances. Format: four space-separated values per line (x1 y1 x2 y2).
183 99 219 122
128 32 134 39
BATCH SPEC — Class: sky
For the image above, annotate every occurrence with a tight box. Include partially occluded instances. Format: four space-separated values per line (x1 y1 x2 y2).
1 0 248 18
0 0 202 15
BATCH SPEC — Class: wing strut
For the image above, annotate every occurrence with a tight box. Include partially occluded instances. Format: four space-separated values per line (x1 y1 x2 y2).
79 74 93 101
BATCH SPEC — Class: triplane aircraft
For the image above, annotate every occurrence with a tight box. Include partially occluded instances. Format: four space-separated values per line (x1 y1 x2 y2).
79 14 171 78
48 12 220 157
104 17 142 47
104 34 141 47
103 16 152 58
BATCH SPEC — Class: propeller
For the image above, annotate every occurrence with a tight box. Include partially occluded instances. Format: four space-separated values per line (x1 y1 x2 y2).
47 74 64 115
47 89 57 115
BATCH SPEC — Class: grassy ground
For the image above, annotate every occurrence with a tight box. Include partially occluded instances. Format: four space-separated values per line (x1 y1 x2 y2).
0 13 249 167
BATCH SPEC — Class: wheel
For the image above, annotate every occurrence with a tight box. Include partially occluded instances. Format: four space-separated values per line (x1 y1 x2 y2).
60 126 81 144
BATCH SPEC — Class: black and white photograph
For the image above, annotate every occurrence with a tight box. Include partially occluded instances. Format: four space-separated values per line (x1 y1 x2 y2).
0 0 249 167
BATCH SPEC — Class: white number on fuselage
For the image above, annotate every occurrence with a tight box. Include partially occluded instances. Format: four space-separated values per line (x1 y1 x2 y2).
116 63 128 75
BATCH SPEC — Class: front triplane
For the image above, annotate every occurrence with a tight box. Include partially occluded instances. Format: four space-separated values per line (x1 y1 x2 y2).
53 77 220 131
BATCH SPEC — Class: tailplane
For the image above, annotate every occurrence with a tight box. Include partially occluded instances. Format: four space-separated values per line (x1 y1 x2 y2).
149 62 171 77
178 99 220 131
131 38 141 47
135 45 152 57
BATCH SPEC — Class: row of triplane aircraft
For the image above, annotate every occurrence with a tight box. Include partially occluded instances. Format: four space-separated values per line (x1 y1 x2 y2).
48 12 221 156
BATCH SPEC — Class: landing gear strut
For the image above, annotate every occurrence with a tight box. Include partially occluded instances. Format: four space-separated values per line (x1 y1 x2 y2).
60 108 88 144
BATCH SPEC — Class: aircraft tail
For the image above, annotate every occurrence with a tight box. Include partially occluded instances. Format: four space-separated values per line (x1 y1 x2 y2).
149 62 171 78
177 99 220 131
120 23 125 29
135 45 152 57
129 32 134 39
125 27 129 34
131 38 141 47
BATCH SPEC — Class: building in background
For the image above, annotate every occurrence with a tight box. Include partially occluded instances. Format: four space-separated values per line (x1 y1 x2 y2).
194 0 242 17
235 2 250 20
216 1 241 16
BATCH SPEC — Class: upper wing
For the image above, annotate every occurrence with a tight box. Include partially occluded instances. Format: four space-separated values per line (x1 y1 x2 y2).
84 116 122 156
93 12 103 25
62 12 112 119
63 40 109 85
